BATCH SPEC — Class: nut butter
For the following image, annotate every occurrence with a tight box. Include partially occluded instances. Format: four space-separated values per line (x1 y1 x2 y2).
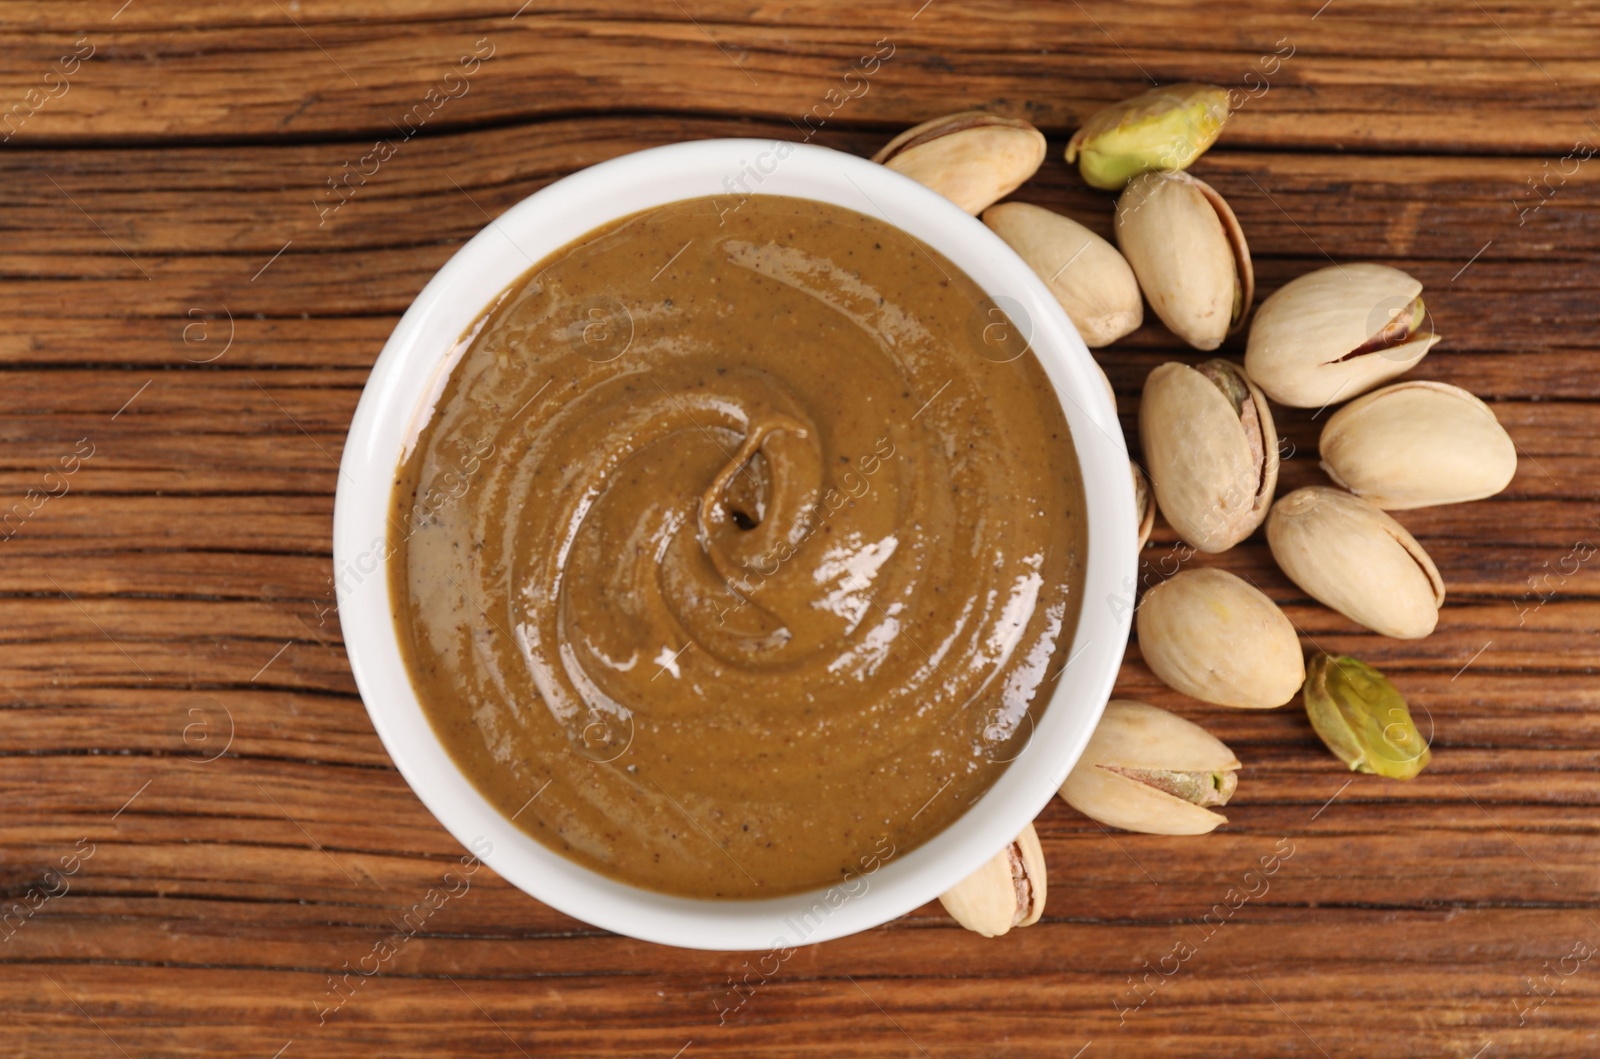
389 194 1086 898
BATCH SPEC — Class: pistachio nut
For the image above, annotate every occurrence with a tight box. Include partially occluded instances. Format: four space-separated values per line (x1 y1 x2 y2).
1266 486 1445 639
1303 653 1432 780
1137 568 1304 709
1095 359 1117 408
1320 381 1517 509
872 112 1047 215
1065 83 1232 191
1104 382 1154 552
1132 461 1155 551
1245 263 1441 408
982 202 1143 347
1115 171 1254 350
1059 700 1240 835
937 821 1046 937
1139 359 1278 552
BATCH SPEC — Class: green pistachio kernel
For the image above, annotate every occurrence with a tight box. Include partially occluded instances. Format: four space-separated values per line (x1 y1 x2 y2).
1105 766 1239 807
1194 358 1251 414
1346 296 1428 360
1303 653 1432 780
1066 83 1232 191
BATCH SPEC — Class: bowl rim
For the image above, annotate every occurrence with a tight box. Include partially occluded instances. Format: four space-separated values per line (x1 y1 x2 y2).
334 137 1136 951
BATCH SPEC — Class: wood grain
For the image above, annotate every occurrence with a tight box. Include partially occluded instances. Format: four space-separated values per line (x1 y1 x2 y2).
4 1 1599 152
3 1 1599 1055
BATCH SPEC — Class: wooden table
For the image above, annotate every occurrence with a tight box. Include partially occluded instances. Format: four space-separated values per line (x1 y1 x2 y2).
4 2 1597 1055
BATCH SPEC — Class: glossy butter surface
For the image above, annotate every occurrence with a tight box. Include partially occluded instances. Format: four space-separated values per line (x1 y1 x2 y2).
390 195 1085 898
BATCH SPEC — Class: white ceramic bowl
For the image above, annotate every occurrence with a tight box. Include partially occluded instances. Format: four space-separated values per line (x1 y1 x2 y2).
335 138 1135 951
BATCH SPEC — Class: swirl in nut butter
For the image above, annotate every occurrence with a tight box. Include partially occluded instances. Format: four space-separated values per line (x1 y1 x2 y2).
390 195 1085 898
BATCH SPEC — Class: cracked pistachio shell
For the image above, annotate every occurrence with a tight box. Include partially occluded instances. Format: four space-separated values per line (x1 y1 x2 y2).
1137 568 1305 709
1320 381 1517 509
1139 360 1279 553
1267 486 1445 639
1115 171 1254 351
983 202 1143 347
1059 700 1240 836
937 822 1046 937
1066 82 1232 190
1132 461 1155 551
1245 263 1442 408
872 112 1047 215
1303 654 1432 780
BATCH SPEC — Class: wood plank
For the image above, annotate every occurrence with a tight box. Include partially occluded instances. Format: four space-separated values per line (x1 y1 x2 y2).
0 2 1596 153
2 914 1598 1057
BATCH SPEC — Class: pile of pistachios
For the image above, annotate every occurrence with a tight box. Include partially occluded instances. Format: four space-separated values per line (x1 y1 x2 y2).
876 85 1517 937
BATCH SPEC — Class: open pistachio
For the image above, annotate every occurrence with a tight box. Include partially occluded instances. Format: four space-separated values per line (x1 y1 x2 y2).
1245 263 1442 408
1115 171 1254 350
983 202 1143 347
1266 486 1445 639
1066 83 1232 191
1320 381 1517 509
1137 568 1304 709
1139 359 1278 552
872 112 1047 215
1303 654 1432 779
1132 461 1155 550
1059 700 1240 835
937 822 1046 937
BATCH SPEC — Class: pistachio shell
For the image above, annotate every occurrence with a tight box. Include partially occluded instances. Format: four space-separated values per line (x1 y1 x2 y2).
1095 359 1117 408
982 202 1143 347
1066 83 1232 190
1105 384 1154 552
1059 700 1240 835
1137 568 1305 709
1132 461 1155 551
937 822 1046 937
873 112 1047 215
1115 171 1254 350
1319 381 1517 509
1266 486 1445 639
1139 360 1279 552
1245 263 1442 408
